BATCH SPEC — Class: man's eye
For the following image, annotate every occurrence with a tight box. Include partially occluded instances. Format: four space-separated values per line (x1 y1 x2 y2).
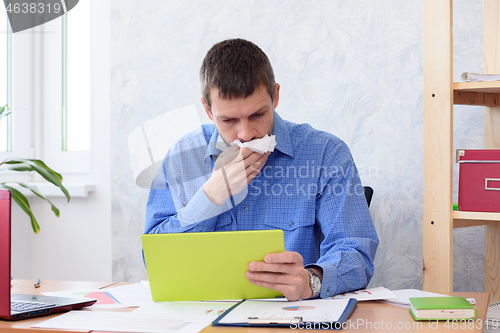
253 114 263 117
222 119 233 123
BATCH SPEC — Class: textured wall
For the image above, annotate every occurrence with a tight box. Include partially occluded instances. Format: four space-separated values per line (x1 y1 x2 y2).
110 0 485 292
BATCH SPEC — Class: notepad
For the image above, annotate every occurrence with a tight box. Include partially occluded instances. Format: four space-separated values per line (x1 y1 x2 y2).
487 300 500 322
409 297 476 321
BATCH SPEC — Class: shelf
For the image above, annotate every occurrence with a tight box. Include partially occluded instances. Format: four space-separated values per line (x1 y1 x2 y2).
453 81 500 107
453 210 500 228
454 81 500 93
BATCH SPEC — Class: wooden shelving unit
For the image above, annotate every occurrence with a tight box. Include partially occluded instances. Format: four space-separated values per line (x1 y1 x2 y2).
423 0 500 302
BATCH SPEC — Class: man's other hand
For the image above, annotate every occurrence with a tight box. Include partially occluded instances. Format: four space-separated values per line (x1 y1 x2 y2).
246 251 322 301
203 146 270 205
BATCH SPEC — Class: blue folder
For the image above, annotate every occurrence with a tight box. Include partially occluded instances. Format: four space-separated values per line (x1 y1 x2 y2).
212 298 357 330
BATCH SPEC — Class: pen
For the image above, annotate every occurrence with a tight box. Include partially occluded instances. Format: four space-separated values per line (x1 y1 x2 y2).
34 278 40 288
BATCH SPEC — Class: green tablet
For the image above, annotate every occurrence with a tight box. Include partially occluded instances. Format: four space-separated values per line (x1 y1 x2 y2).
142 229 285 301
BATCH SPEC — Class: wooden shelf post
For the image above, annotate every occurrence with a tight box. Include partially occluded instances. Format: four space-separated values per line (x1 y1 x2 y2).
423 0 454 293
483 0 500 303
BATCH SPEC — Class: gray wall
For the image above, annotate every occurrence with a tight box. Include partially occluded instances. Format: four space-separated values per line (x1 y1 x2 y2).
110 0 486 292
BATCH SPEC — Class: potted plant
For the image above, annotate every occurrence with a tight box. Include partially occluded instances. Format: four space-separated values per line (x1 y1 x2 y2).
0 105 70 233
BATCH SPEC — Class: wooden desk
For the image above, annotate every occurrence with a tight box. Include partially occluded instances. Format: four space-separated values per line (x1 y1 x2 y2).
0 280 491 332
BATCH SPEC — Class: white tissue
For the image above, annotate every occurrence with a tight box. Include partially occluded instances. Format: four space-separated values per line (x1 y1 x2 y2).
231 134 277 154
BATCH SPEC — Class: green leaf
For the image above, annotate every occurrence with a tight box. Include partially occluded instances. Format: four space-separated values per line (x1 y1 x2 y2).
4 182 60 217
30 160 64 183
2 159 24 164
0 185 40 233
0 105 11 121
0 162 33 172
3 158 62 180
1 158 70 203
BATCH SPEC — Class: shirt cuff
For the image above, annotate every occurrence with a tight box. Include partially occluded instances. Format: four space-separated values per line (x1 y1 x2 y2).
178 186 231 227
306 263 337 298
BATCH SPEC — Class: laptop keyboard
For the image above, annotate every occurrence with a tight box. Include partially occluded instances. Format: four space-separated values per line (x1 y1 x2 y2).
11 300 55 312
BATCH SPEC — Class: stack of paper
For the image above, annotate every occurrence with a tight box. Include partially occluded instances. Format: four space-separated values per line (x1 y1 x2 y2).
330 287 397 301
33 311 203 333
461 72 500 82
41 281 154 308
33 298 237 333
383 289 451 307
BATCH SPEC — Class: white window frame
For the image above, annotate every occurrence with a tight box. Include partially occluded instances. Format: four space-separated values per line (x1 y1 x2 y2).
0 21 34 184
41 15 91 182
0 11 12 154
0 0 107 196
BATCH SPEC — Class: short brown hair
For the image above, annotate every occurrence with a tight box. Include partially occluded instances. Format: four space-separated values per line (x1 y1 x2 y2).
200 39 276 109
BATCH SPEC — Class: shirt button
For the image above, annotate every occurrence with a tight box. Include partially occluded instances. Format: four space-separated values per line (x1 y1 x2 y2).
289 221 294 227
242 205 248 211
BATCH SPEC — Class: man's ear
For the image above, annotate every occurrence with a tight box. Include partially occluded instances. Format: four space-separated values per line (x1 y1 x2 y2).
201 97 213 120
273 83 280 110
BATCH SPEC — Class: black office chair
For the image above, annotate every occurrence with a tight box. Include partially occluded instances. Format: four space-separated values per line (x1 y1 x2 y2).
363 186 373 208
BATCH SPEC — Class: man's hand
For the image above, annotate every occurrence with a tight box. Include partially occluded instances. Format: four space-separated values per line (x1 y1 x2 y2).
246 251 322 301
203 146 270 205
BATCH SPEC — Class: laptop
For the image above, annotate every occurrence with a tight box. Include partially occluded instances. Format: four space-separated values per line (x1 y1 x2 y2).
142 229 285 301
0 190 96 321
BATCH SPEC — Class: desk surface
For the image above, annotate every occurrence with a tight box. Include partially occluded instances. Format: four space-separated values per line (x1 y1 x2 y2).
1 280 491 333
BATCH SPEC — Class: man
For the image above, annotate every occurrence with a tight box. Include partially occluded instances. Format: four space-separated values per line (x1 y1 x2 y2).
145 38 378 301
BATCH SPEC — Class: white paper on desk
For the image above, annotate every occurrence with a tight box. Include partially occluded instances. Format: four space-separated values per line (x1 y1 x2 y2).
384 289 451 307
33 311 208 333
218 299 350 324
330 287 397 301
141 279 152 293
42 282 155 308
131 301 238 324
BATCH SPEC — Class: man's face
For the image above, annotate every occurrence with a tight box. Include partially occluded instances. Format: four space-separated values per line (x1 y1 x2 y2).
202 84 280 145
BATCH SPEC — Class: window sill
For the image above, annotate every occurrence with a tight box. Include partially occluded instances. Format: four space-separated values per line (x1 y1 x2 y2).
11 182 96 198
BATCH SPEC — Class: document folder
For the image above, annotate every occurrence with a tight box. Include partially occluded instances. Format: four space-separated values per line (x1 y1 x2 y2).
212 298 357 329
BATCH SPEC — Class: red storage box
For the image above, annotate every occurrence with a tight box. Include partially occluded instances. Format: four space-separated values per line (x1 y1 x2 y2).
458 149 500 213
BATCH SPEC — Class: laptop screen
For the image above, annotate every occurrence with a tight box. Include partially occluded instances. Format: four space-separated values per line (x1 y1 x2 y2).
0 190 11 318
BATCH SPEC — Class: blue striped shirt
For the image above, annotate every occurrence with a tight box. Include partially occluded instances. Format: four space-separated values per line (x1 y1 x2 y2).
145 111 379 297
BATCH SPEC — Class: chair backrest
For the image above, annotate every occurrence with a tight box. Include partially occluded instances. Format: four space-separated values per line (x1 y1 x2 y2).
363 186 373 208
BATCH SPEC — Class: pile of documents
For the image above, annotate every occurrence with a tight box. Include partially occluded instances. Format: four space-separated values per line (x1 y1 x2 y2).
31 284 466 333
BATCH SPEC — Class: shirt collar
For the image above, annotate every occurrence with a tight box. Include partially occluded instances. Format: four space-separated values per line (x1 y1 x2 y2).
204 129 227 162
203 110 294 162
272 111 294 157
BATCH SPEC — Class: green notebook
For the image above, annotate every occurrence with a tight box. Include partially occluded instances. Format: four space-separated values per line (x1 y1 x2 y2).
409 297 476 321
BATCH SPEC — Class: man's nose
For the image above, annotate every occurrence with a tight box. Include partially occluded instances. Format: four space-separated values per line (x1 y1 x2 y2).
237 120 256 142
